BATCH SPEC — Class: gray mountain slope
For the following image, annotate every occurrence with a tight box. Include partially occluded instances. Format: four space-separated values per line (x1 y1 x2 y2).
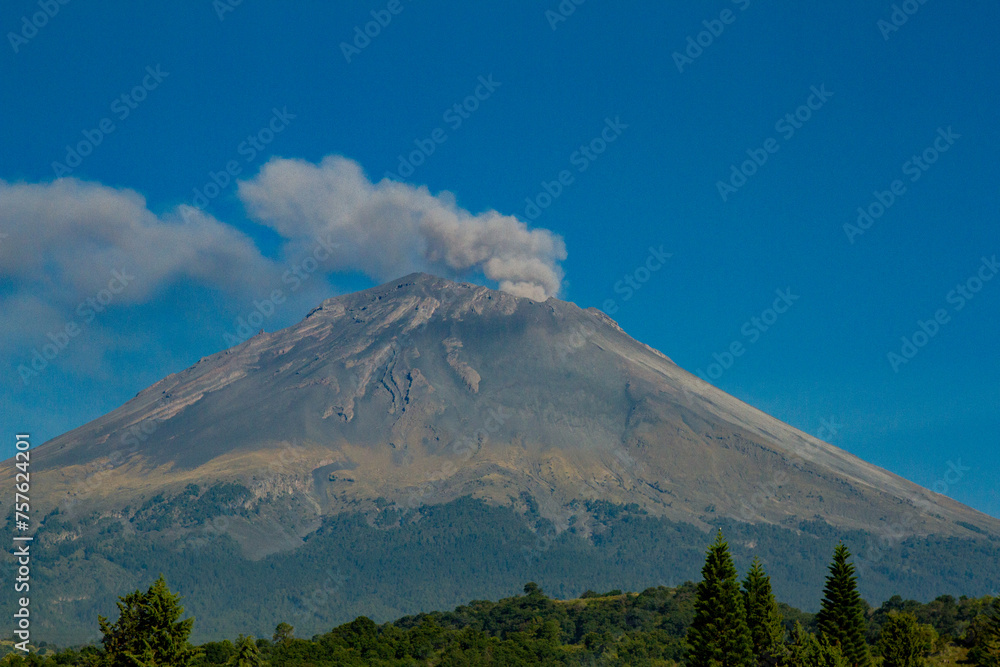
25 272 998 542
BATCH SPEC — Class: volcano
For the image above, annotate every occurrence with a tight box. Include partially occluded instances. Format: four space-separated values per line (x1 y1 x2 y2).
8 273 1000 643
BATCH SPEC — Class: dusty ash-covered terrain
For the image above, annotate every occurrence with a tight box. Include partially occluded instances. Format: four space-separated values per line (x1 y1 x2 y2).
28 272 996 536
5 273 999 642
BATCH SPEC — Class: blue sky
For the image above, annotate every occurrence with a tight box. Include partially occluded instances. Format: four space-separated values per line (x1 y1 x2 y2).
1 0 998 518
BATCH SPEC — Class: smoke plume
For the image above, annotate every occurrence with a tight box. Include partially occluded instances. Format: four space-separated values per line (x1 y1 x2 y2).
238 155 566 300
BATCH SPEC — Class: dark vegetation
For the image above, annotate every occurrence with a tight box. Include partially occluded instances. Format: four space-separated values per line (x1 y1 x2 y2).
3 533 999 667
128 483 253 533
10 495 1000 644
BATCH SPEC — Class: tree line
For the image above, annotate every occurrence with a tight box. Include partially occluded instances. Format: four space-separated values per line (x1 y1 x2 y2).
3 530 999 666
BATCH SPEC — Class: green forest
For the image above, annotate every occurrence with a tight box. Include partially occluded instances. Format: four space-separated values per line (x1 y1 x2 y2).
4 532 999 667
17 493 1000 643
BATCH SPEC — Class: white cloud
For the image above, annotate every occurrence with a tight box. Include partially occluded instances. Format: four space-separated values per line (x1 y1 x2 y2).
0 178 278 302
0 158 567 369
238 155 566 300
0 178 281 356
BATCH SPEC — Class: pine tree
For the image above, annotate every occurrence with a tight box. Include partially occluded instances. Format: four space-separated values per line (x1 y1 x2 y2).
686 530 755 667
816 544 870 667
97 589 145 666
98 575 198 667
877 612 931 667
969 598 1000 667
784 622 849 667
228 635 266 667
743 556 785 667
